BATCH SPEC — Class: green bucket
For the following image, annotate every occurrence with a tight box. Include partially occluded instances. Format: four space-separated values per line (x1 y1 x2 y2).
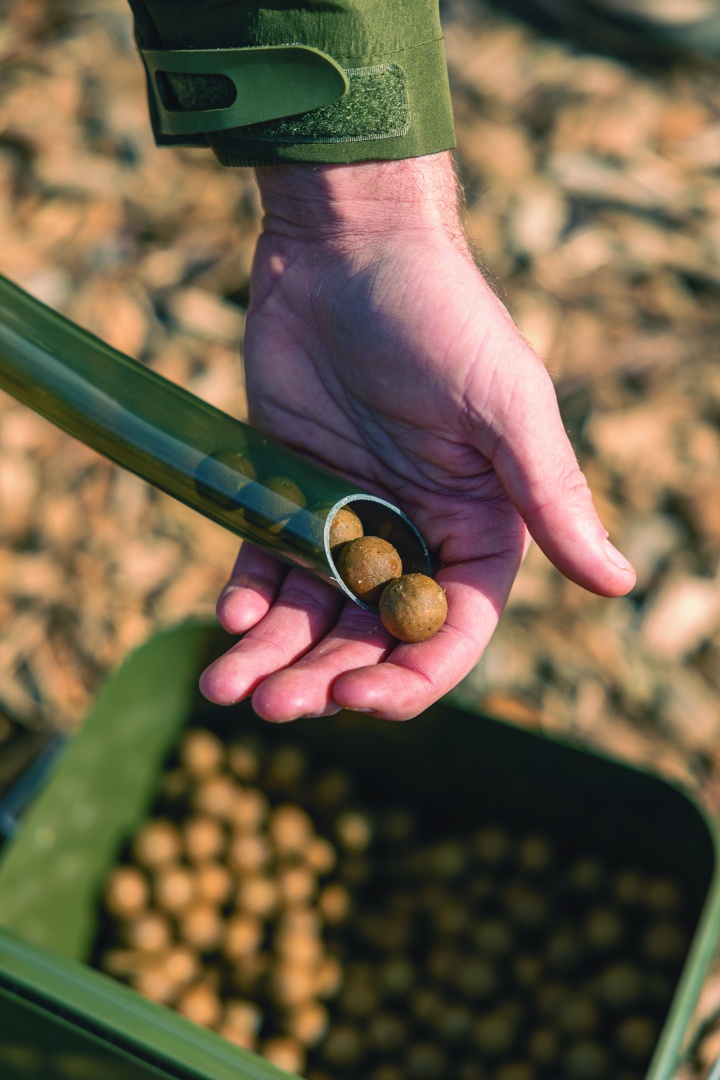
0 622 717 1080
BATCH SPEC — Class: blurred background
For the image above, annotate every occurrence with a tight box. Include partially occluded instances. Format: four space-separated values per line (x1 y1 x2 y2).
0 0 719 1072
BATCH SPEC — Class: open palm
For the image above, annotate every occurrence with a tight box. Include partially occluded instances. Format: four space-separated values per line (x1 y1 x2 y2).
200 158 634 721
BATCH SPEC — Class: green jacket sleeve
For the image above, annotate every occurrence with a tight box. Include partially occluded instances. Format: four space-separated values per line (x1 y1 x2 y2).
125 0 455 166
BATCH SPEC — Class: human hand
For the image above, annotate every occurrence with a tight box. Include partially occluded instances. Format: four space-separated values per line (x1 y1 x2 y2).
199 152 635 720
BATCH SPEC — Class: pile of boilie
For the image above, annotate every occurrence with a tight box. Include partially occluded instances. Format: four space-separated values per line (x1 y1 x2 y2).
95 726 690 1080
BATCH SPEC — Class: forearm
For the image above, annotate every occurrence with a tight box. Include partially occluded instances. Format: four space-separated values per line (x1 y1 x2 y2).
255 153 465 245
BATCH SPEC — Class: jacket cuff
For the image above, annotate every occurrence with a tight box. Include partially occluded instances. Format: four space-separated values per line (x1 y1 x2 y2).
127 0 455 165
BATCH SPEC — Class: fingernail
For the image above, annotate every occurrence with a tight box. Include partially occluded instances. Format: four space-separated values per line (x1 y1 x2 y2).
604 538 635 574
349 707 376 715
299 706 343 719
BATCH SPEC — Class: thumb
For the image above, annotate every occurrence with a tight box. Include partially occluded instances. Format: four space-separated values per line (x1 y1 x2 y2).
482 353 635 597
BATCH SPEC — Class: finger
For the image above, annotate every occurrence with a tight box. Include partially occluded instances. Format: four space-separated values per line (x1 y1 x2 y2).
200 570 344 706
332 547 522 721
216 543 286 634
477 349 635 597
251 603 395 722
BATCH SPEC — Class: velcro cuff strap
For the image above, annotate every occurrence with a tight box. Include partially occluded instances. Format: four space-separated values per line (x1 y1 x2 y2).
141 45 349 138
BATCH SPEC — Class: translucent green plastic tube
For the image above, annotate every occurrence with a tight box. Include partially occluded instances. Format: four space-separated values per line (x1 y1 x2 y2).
0 274 430 608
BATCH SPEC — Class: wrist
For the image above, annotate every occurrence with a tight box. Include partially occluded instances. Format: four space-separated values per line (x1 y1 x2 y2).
255 152 464 244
